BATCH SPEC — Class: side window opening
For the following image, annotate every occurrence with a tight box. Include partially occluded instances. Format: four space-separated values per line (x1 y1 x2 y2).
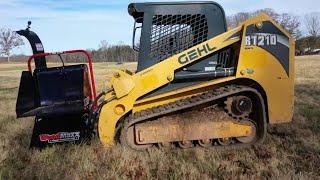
132 18 143 52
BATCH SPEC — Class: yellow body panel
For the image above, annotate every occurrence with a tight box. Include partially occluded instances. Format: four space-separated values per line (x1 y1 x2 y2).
236 47 294 123
236 15 295 123
98 14 294 146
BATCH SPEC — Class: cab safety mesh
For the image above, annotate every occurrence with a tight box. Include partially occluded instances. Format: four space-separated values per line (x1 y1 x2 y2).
150 14 208 61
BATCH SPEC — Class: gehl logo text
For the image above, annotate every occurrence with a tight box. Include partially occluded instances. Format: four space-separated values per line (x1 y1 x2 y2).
178 43 216 64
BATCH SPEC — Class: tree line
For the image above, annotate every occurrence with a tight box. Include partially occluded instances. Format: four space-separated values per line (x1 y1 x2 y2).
1 8 320 62
0 39 138 63
55 42 138 63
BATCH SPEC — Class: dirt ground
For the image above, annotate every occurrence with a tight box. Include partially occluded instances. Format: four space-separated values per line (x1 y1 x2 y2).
0 56 319 179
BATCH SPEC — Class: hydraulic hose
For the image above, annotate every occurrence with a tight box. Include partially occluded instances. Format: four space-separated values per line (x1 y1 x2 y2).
90 87 114 112
88 87 114 128
95 96 117 115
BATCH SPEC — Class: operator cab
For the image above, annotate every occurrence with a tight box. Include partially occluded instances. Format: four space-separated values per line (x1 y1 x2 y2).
129 1 234 97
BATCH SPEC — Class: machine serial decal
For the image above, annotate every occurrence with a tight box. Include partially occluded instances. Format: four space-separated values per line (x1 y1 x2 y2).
245 33 289 47
178 43 216 64
39 132 80 143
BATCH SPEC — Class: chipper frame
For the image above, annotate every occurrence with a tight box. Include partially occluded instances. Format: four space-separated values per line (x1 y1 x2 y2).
16 1 294 150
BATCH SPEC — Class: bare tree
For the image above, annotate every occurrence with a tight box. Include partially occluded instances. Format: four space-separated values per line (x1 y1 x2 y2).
253 8 279 21
253 9 302 39
98 40 109 50
228 9 302 39
228 12 251 28
278 13 302 39
0 28 24 62
226 16 232 29
227 8 278 27
305 12 320 37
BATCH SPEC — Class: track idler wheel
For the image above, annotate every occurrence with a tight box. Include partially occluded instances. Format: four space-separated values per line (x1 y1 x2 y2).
120 125 152 151
236 119 257 144
224 95 252 120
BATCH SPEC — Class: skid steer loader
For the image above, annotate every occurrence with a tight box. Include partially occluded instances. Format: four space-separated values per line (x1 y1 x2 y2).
16 1 294 150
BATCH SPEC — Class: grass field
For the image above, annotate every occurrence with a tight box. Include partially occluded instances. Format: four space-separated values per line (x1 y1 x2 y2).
0 57 319 179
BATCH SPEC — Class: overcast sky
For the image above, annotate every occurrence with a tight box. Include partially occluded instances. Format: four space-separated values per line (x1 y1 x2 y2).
0 0 319 55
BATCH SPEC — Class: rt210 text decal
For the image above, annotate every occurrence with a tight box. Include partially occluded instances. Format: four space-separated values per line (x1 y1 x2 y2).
245 33 277 46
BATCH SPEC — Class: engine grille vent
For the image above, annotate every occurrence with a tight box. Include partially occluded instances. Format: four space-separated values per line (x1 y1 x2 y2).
150 14 208 61
217 51 230 68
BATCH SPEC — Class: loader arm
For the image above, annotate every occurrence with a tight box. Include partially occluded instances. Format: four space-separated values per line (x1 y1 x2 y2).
98 25 242 145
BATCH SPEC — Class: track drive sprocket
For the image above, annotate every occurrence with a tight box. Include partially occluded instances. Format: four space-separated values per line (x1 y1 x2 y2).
224 95 252 120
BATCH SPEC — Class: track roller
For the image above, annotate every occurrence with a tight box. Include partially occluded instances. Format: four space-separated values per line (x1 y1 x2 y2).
158 142 175 149
198 139 212 147
217 138 232 146
178 140 193 149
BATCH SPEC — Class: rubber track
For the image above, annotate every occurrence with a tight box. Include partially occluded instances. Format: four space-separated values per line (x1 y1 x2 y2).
121 85 266 149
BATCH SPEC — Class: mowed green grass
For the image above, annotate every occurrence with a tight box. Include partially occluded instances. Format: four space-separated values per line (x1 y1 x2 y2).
0 57 319 179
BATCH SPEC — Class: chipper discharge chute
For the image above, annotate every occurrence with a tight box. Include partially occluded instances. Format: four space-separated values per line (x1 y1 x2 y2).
16 1 294 150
